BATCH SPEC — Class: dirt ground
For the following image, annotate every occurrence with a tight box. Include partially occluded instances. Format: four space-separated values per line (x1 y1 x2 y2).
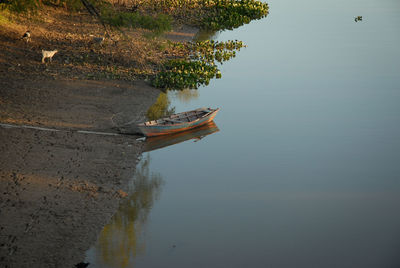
0 78 160 132
0 127 142 268
0 79 161 268
0 6 197 268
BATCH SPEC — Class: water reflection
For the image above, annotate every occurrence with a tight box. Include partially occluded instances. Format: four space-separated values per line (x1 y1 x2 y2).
146 92 175 121
194 29 220 41
145 89 199 122
144 121 220 152
173 88 199 104
87 0 400 266
94 155 163 267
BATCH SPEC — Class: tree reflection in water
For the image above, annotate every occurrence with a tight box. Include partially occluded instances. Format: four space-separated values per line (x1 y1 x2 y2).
172 88 199 104
96 154 163 267
146 92 175 121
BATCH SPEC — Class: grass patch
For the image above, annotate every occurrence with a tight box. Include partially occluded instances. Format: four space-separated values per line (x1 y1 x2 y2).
101 11 172 35
0 10 11 25
0 0 39 13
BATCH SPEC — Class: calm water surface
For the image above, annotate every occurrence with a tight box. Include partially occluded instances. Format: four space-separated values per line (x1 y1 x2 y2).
86 0 400 267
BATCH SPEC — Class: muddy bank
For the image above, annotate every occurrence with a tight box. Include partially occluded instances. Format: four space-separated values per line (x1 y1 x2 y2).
0 77 162 268
0 78 160 133
0 5 199 265
0 126 143 267
0 75 164 268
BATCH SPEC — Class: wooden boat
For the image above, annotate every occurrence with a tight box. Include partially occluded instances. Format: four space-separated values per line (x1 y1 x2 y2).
144 121 219 152
138 107 220 137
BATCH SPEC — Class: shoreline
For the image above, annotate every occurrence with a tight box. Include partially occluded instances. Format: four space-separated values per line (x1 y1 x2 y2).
0 9 199 267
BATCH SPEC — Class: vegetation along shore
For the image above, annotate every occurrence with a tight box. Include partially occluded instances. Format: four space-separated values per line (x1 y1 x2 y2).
0 0 268 267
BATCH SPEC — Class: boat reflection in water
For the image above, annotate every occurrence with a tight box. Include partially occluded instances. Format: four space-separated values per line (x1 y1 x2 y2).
143 121 220 152
87 122 218 267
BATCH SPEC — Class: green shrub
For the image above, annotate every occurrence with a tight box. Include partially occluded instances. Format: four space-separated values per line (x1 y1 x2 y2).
152 60 220 90
186 39 245 64
131 0 269 31
0 0 40 13
152 40 244 90
102 11 172 34
202 0 269 30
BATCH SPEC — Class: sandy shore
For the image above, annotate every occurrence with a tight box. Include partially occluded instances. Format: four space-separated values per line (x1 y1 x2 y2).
0 78 160 268
0 5 199 265
0 78 160 133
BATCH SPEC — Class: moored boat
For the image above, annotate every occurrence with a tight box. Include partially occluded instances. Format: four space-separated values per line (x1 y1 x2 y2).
138 107 220 137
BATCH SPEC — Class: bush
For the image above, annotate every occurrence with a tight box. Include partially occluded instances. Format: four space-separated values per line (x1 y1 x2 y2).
127 0 269 31
102 11 172 35
152 60 220 90
202 0 269 30
0 0 40 13
152 40 245 90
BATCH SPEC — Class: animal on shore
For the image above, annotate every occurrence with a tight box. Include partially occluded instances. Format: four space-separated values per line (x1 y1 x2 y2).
41 49 58 63
21 30 31 42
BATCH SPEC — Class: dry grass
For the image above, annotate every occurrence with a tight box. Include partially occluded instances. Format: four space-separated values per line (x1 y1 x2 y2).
0 5 185 83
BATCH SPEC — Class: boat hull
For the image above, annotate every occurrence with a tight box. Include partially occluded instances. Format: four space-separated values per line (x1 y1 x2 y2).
138 108 219 137
143 121 219 152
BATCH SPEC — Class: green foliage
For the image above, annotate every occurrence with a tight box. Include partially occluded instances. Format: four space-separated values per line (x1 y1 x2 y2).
152 60 220 90
152 40 244 90
130 0 269 31
186 39 245 64
202 0 269 30
0 10 10 24
0 0 40 13
101 10 172 34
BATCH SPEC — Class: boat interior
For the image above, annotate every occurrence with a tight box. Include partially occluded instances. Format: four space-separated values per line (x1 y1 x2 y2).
143 108 213 126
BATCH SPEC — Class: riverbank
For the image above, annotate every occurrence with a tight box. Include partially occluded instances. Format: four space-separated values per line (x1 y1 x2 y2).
0 0 270 265
0 6 197 267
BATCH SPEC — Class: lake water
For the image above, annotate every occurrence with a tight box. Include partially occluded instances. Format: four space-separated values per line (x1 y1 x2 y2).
86 0 400 267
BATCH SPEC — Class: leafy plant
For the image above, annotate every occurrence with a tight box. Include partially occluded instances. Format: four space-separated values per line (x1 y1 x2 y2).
130 0 269 31
186 39 245 64
152 60 220 90
202 0 269 30
152 40 244 90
